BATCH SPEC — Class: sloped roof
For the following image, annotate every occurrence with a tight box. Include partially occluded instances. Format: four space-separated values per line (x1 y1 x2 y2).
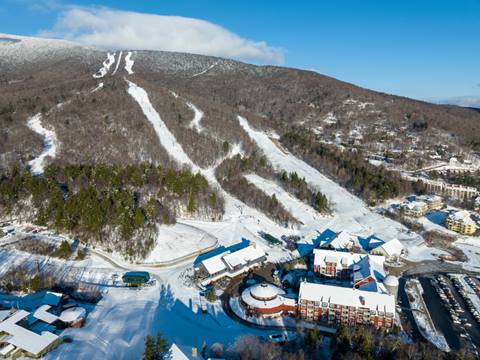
377 239 404 257
299 282 395 314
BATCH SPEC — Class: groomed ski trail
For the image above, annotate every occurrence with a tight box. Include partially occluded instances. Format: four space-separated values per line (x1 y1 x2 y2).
111 51 123 75
27 113 58 175
125 51 134 74
93 52 115 78
186 102 204 132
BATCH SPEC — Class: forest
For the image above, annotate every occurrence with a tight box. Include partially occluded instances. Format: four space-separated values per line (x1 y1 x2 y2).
280 128 422 204
0 164 224 259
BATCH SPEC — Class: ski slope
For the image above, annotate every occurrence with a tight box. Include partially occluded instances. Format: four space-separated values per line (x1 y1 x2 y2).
124 51 134 74
93 52 115 78
192 61 218 77
238 115 428 255
111 51 122 75
244 173 321 226
186 101 204 133
26 113 58 175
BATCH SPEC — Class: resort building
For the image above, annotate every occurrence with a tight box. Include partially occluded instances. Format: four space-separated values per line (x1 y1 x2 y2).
417 195 443 211
422 179 478 200
371 238 405 260
298 281 395 329
198 244 266 286
402 201 428 217
312 249 386 284
240 282 297 317
314 229 358 250
122 271 151 286
445 210 477 235
0 310 62 358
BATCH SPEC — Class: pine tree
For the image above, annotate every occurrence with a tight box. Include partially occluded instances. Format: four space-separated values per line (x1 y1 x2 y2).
143 335 155 360
155 333 169 359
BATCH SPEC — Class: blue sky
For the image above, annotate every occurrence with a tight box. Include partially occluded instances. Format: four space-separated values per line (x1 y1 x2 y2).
1 0 479 102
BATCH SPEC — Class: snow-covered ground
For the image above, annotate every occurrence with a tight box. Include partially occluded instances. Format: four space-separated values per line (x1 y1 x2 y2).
26 113 58 175
93 52 115 78
192 61 218 77
91 82 104 93
186 101 204 133
111 51 123 75
143 223 217 264
124 51 134 74
405 279 450 352
237 116 433 260
244 173 321 227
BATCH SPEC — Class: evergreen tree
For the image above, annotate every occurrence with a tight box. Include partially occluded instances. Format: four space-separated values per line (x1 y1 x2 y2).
143 335 156 360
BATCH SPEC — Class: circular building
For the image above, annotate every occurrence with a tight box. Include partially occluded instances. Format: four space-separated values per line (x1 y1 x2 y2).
59 307 87 328
241 282 296 317
383 275 399 300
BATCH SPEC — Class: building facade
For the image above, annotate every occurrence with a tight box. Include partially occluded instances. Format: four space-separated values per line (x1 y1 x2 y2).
446 211 477 235
298 282 395 329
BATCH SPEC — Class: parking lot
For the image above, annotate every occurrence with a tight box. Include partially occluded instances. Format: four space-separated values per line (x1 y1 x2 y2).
423 274 480 355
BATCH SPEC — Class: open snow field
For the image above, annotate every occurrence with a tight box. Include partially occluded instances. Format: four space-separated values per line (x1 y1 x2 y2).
186 101 204 133
143 223 218 264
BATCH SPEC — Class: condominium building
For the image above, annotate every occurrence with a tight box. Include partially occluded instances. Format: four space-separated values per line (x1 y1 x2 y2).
402 201 428 217
422 179 478 200
298 282 395 329
445 210 477 235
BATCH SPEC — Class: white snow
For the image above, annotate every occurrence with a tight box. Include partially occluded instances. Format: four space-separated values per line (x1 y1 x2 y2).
192 61 218 77
237 116 429 259
111 51 122 75
186 102 204 133
124 51 134 75
405 279 450 352
143 223 217 264
93 52 115 79
126 80 198 170
244 173 321 226
27 113 58 175
91 82 104 93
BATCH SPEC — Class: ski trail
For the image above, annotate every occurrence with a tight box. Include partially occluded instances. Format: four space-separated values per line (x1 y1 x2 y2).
244 173 320 225
186 102 204 133
125 51 134 74
192 61 218 77
91 82 104 93
111 51 123 75
126 80 198 170
237 115 423 244
125 79 293 247
93 52 115 78
26 113 58 175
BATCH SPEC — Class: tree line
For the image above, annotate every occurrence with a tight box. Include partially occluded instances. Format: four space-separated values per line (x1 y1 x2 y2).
0 163 224 259
281 128 423 204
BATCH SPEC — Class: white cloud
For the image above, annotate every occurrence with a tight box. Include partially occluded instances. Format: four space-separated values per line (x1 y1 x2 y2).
430 96 480 109
39 7 284 64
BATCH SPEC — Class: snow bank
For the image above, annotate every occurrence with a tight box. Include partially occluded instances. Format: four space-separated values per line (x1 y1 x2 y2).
124 51 134 75
406 279 450 352
27 113 58 175
93 52 115 78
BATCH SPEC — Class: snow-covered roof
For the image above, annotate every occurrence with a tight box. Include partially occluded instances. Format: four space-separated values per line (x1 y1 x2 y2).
376 239 404 257
241 283 286 310
59 307 86 323
168 343 197 360
448 210 475 226
299 282 395 314
222 245 265 270
404 201 427 210
249 283 284 301
313 249 363 269
330 231 357 249
0 310 10 322
201 251 229 275
33 305 59 324
383 275 399 288
0 310 59 356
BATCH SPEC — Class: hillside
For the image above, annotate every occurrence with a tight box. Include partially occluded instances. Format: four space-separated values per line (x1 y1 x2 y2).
1 33 479 258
